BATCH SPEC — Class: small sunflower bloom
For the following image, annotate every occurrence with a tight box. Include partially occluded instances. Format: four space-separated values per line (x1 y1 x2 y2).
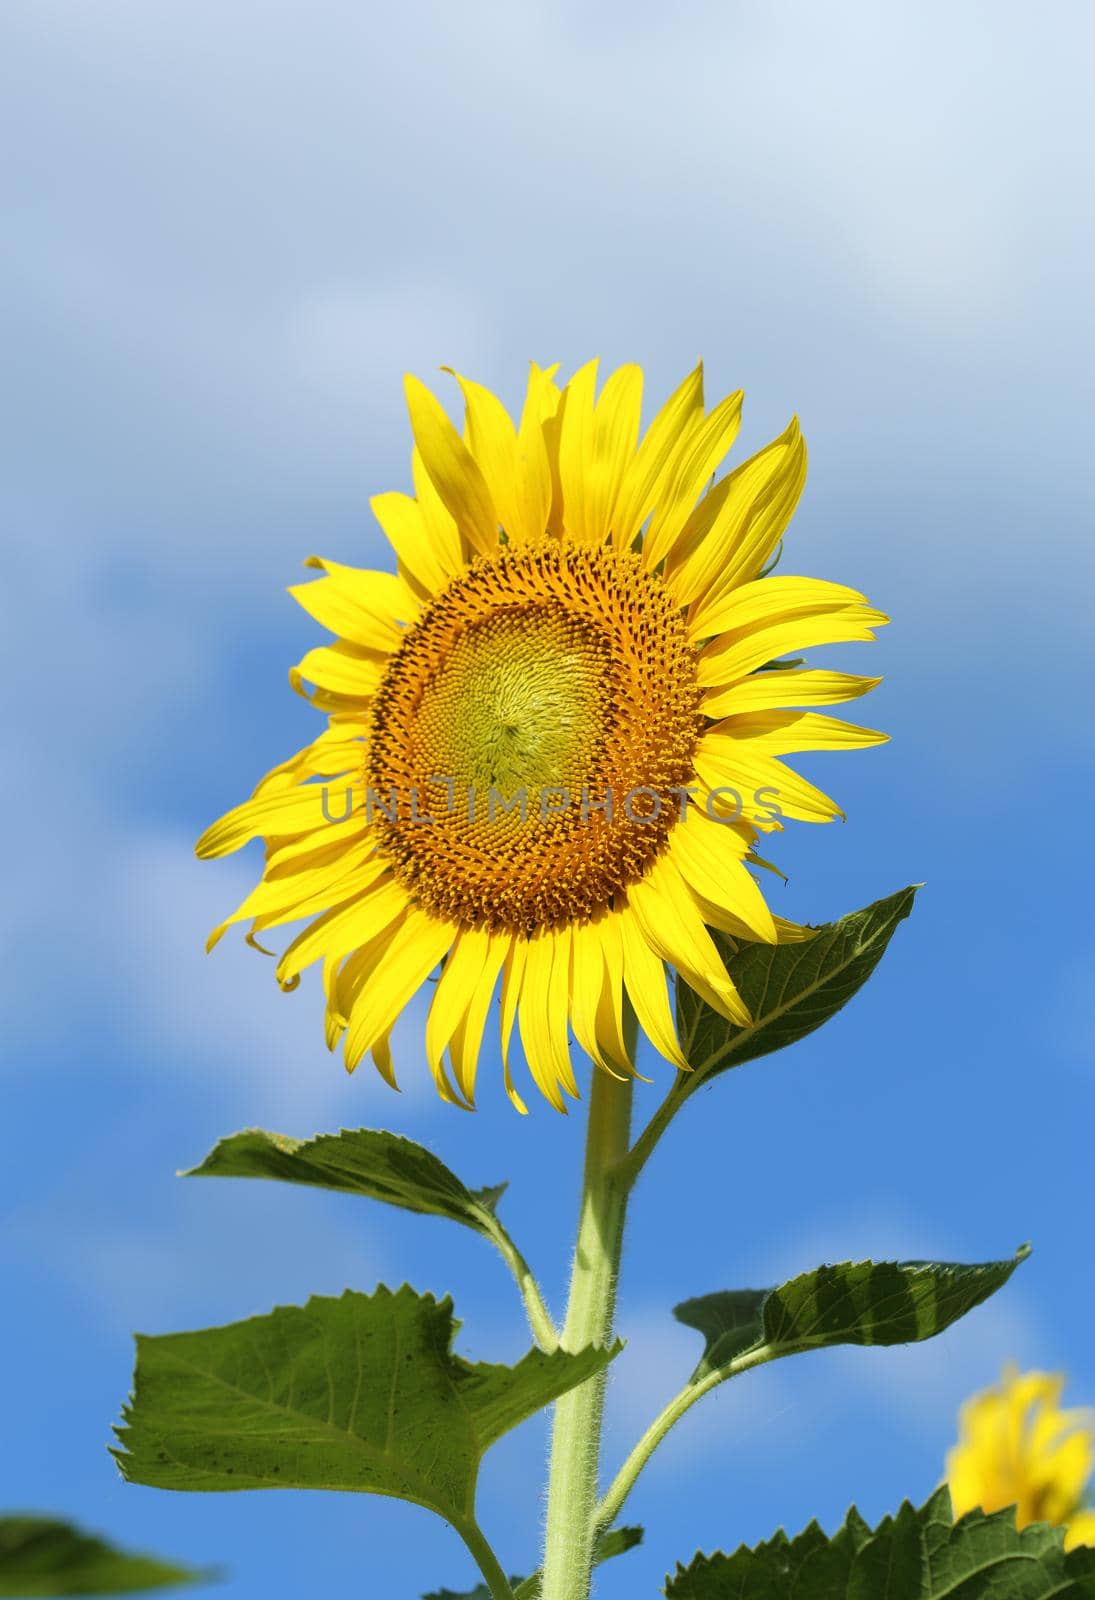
198 361 888 1109
947 1366 1095 1550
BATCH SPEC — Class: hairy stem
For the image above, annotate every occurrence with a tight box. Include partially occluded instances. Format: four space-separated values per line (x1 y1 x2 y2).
454 1517 516 1600
593 1347 771 1536
539 1061 635 1600
487 1224 560 1351
615 1073 689 1188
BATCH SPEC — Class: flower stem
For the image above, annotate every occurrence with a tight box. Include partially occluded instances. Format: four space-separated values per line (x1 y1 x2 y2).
453 1517 516 1600
484 1221 560 1350
539 1059 634 1600
592 1351 770 1537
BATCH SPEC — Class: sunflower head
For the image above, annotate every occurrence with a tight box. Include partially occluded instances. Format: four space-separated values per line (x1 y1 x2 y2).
947 1365 1095 1551
198 360 888 1110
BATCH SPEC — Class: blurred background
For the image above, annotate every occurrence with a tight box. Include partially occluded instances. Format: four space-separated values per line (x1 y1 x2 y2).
2 1 1093 1593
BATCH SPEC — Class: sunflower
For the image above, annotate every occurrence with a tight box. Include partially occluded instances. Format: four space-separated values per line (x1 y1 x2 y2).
197 361 887 1110
947 1366 1095 1550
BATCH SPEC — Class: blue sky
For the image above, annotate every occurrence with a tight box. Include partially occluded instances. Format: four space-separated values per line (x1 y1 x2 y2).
2 1 1094 1594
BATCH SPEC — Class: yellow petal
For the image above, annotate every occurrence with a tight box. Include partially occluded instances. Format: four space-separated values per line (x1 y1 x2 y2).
588 364 643 545
425 925 496 1107
448 930 510 1106
668 420 805 609
593 911 634 1078
370 1028 399 1090
1065 1512 1095 1551
446 368 523 545
404 373 499 555
668 813 778 943
617 904 688 1071
250 727 366 798
612 363 705 546
556 358 600 546
695 741 844 824
702 668 881 719
343 906 453 1070
641 388 744 569
499 938 529 1112
370 491 461 595
698 607 889 689
324 928 397 1037
289 642 386 702
411 445 467 569
569 917 618 1076
276 874 410 986
706 709 889 757
288 556 417 649
687 574 865 645
264 815 371 878
196 782 363 859
516 928 570 1111
206 838 378 951
627 854 750 1025
510 362 559 544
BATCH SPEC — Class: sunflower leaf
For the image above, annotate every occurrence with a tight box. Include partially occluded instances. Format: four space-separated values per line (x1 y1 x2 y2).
182 1130 556 1346
664 1485 1095 1597
113 1287 617 1538
0 1515 212 1595
184 1126 507 1238
675 1247 1030 1385
677 885 917 1079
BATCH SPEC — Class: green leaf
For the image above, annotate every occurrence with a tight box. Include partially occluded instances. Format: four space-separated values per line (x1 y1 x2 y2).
664 1485 1095 1597
0 1516 211 1595
184 1129 558 1349
422 1527 643 1600
113 1286 617 1538
676 1246 1030 1384
184 1127 507 1236
676 886 917 1079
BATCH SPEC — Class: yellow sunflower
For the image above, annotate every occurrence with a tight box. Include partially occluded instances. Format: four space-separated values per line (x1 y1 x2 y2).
197 361 887 1110
947 1366 1095 1551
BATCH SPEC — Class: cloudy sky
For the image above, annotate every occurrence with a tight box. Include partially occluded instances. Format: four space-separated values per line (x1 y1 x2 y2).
3 1 1094 1594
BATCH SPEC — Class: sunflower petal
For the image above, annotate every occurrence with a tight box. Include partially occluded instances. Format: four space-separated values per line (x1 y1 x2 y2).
511 362 560 544
668 420 806 609
641 388 744 569
343 906 453 1071
698 607 889 689
196 782 363 859
448 930 510 1106
404 373 499 555
276 874 410 986
517 930 568 1111
618 905 688 1071
702 668 881 719
425 926 496 1107
370 491 461 595
668 812 778 943
556 358 600 546
612 363 705 546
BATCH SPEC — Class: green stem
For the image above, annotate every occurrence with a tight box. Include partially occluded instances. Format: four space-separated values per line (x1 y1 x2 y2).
593 1348 771 1536
454 1516 516 1600
615 1073 689 1188
486 1224 560 1350
539 1060 635 1600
